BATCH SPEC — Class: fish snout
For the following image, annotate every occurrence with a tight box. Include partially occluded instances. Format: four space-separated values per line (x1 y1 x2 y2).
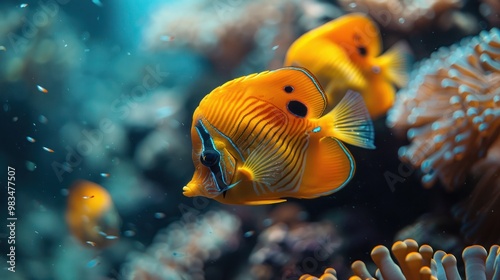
182 184 197 197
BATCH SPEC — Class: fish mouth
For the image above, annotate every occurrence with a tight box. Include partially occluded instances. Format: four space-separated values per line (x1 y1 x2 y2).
182 185 195 197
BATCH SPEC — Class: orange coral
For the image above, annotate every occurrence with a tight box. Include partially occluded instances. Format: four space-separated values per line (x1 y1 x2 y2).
387 28 500 190
300 268 339 280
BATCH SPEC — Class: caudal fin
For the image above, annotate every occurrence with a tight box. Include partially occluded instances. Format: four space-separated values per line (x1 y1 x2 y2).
327 91 375 149
378 41 411 88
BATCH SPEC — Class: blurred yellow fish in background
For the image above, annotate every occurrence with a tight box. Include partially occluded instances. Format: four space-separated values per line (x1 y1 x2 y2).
183 67 375 205
284 13 409 119
66 180 120 248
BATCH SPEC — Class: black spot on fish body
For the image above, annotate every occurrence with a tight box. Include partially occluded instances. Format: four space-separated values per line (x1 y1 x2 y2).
287 100 308 118
284 85 294 93
357 46 367 56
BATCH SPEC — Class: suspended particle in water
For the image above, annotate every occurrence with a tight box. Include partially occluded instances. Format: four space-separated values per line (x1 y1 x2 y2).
0 46 6 51
12 117 18 122
26 136 36 143
26 161 37 171
100 173 110 178
20 3 28 8
154 212 166 219
60 188 69 196
272 45 279 51
82 195 95 200
38 115 48 124
37 85 48 93
243 231 255 238
92 0 103 7
86 241 96 247
3 103 10 112
105 235 118 240
87 257 100 268
43 147 54 153
160 35 175 42
124 230 135 237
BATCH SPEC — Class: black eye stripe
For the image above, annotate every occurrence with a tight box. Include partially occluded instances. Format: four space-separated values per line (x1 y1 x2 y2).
287 100 308 118
284 85 294 93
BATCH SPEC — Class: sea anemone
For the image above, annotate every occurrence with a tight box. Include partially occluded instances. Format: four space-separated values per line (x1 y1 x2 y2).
386 27 500 190
349 239 500 280
301 239 500 280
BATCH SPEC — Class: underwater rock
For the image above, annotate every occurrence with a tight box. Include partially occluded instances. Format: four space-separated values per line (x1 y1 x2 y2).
338 0 465 33
121 210 240 280
387 27 500 190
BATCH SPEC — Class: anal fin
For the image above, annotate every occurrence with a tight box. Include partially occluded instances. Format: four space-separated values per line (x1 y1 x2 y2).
299 137 355 198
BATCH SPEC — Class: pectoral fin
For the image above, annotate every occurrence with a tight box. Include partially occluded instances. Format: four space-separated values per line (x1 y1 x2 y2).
237 140 286 186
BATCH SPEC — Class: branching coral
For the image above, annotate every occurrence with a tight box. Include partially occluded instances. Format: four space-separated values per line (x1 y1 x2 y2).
387 28 500 190
302 239 500 280
338 0 464 33
121 210 240 280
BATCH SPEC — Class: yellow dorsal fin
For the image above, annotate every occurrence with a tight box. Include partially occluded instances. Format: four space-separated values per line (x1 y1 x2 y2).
378 41 411 88
325 90 375 149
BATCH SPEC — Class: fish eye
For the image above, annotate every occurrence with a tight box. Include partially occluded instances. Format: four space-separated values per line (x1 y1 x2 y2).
200 150 220 167
284 85 294 93
287 100 308 118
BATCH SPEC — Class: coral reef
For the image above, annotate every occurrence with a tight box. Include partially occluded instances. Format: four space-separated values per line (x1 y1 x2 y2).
338 0 465 33
387 28 500 190
121 210 240 280
248 219 342 279
453 137 500 246
142 0 342 73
